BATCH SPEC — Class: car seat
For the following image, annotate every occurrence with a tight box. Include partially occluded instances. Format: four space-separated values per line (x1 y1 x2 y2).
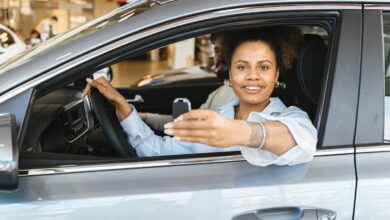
279 34 327 122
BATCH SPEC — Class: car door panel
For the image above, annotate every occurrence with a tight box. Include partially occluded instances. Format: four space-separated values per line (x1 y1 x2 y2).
0 153 354 220
355 6 389 220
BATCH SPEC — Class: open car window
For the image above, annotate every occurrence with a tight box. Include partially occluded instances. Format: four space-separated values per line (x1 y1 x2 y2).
21 23 331 169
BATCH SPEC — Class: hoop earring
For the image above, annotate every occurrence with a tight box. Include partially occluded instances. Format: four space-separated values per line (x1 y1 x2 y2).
274 81 280 88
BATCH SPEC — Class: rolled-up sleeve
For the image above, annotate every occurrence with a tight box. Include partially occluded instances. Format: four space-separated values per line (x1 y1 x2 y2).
241 106 317 166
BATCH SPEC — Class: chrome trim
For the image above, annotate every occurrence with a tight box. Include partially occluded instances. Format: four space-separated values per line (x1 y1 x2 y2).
19 147 354 176
64 98 84 111
356 145 390 154
314 147 354 156
1 3 360 104
20 154 245 176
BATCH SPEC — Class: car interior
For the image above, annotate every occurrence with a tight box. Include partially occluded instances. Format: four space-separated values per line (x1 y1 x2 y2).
19 24 329 169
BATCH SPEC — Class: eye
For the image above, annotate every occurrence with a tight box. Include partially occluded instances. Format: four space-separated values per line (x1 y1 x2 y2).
236 65 246 71
258 65 270 71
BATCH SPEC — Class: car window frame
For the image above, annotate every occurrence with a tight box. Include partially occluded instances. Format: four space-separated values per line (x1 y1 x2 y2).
15 4 360 173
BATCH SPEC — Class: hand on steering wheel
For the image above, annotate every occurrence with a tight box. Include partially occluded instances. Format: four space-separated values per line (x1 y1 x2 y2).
84 77 137 157
83 77 132 121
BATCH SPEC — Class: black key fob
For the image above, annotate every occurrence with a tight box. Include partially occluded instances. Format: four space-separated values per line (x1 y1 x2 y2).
172 98 191 120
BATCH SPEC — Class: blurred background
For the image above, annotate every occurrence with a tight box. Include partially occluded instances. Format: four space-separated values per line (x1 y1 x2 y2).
0 0 215 87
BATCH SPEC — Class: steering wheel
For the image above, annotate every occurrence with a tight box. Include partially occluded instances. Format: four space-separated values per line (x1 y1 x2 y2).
88 88 138 157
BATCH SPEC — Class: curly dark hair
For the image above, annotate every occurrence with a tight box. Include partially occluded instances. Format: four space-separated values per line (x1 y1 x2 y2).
226 26 303 73
275 26 303 70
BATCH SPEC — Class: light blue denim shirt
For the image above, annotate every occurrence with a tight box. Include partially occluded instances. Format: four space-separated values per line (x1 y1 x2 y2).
120 97 317 166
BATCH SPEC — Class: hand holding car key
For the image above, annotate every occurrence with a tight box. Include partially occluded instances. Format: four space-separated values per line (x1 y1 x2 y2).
166 98 242 146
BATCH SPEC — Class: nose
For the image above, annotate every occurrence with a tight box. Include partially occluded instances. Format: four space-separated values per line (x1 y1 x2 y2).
245 67 260 81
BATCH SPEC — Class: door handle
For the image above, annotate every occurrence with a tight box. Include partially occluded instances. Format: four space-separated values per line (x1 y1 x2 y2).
231 207 336 220
126 94 144 103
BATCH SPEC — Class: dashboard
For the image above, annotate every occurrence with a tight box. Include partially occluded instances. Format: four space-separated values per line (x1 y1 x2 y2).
61 99 90 143
23 88 93 153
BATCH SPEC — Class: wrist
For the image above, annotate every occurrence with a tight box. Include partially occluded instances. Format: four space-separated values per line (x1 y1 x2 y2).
231 120 252 145
246 122 268 150
114 99 132 121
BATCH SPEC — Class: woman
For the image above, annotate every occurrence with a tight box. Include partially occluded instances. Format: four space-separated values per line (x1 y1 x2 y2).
83 28 317 166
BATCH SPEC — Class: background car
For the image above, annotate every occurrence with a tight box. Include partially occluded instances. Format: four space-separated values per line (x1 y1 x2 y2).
0 23 26 63
0 0 388 220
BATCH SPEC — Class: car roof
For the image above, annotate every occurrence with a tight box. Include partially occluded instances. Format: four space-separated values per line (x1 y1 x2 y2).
0 0 375 95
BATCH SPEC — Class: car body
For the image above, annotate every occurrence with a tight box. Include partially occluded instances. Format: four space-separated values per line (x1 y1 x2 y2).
0 24 26 63
0 0 389 219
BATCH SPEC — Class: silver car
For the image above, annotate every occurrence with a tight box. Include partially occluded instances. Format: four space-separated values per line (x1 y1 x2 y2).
0 0 388 219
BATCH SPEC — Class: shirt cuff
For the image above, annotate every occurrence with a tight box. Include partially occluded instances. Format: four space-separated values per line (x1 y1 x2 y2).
119 106 154 147
241 112 317 166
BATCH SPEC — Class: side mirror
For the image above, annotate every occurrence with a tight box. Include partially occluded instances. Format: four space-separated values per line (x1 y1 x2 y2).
0 114 18 191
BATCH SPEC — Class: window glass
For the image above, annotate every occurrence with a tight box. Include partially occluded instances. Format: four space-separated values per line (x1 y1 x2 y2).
384 14 390 142
0 29 15 48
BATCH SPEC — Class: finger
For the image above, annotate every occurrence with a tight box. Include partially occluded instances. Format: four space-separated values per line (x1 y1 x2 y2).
164 128 211 138
174 136 210 145
164 119 210 130
86 78 106 93
179 109 216 121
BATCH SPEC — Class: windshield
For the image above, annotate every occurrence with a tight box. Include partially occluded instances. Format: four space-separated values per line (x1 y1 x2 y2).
0 0 160 75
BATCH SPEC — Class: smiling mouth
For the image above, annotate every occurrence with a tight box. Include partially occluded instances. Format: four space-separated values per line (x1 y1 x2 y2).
242 85 264 93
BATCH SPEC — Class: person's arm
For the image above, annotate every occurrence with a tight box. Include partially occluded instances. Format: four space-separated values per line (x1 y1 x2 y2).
163 110 296 153
164 108 317 166
83 77 224 156
241 107 317 166
121 107 230 156
83 77 131 120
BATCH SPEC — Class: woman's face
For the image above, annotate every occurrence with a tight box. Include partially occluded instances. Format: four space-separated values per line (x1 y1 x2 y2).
230 40 279 106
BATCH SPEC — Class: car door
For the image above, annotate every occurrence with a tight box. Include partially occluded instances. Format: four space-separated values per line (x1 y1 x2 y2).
354 4 390 220
0 2 361 220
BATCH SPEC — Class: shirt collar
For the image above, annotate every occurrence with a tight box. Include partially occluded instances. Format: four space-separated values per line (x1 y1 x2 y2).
215 97 286 118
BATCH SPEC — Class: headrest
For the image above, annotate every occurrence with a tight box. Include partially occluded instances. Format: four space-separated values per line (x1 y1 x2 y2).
296 34 327 104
